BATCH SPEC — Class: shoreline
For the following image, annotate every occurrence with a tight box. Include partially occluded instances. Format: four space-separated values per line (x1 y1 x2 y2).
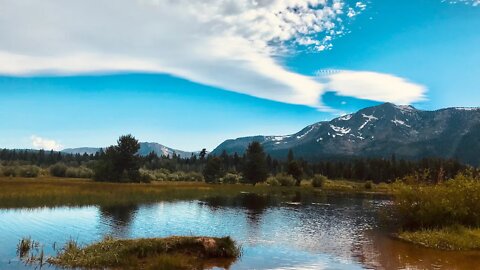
0 176 392 209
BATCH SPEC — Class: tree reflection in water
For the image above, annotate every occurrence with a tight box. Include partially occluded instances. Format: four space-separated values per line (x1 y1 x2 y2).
99 204 139 237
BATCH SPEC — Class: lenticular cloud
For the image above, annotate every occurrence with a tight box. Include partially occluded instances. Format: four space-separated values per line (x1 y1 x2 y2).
0 0 368 107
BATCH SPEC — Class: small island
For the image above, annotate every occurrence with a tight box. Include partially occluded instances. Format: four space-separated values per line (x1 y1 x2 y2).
18 236 240 270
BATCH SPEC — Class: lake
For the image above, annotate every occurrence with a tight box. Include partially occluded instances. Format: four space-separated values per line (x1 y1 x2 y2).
1 192 480 269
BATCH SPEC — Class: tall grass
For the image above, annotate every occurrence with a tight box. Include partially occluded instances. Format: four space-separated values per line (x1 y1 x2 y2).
0 177 313 208
392 172 480 230
47 236 240 269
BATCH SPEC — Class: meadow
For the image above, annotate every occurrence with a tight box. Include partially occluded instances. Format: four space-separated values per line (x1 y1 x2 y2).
0 175 393 209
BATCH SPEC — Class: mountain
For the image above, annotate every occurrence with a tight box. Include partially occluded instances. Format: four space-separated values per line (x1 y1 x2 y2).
211 103 480 166
62 142 196 158
61 147 100 155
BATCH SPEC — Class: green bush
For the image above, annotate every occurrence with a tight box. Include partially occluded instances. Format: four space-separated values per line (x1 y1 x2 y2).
50 163 67 177
2 166 16 177
393 173 480 230
65 167 94 178
311 174 327 188
364 180 373 190
267 173 296 187
266 176 280 186
139 169 204 182
220 173 242 184
17 165 40 178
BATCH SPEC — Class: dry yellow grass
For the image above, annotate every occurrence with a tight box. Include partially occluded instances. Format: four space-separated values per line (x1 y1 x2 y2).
0 176 308 208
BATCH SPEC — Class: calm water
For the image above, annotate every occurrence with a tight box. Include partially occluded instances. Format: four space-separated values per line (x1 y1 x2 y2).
1 193 480 270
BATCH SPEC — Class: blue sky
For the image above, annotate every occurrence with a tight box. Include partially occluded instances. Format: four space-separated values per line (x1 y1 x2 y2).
0 0 479 151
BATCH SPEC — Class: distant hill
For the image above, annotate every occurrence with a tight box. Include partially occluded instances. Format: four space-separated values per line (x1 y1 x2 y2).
61 147 100 155
211 103 480 166
62 142 197 158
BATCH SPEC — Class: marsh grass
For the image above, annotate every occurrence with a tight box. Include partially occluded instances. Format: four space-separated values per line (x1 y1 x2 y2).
398 226 480 251
46 236 240 269
392 174 480 230
16 237 33 259
0 176 394 209
389 172 480 250
0 177 326 208
16 237 46 267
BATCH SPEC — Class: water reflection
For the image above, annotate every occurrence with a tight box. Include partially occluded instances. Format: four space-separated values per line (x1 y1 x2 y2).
1 193 480 270
354 230 480 270
203 193 275 226
99 204 138 237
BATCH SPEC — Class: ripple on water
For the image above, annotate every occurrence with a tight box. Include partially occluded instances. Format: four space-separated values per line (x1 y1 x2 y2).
1 194 480 270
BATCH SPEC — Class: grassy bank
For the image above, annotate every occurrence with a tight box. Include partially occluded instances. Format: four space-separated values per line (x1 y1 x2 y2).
0 176 391 208
0 177 269 208
21 236 240 270
398 226 480 251
391 172 480 250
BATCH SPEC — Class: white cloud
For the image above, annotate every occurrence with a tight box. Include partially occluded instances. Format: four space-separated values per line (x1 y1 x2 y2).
31 135 63 151
442 0 480 6
0 0 366 107
318 70 427 104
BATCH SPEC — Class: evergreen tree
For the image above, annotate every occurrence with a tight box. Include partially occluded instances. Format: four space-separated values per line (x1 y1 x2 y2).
203 157 224 183
242 142 268 185
199 148 207 160
287 149 294 162
287 160 303 186
94 134 142 182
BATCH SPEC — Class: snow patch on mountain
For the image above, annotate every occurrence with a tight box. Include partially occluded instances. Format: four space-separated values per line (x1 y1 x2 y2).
391 118 411 128
359 114 378 130
296 125 316 139
330 125 351 136
395 105 416 114
455 107 480 111
338 114 353 121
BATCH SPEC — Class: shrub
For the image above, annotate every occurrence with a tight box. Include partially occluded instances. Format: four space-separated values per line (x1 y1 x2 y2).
311 174 327 188
221 173 242 184
392 173 480 230
50 163 67 177
266 176 280 186
364 180 373 190
2 166 16 177
267 173 296 187
65 167 94 178
139 169 204 182
17 165 40 178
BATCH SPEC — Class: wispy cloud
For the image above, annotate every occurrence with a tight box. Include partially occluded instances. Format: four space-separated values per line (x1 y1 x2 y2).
442 0 480 6
31 135 63 151
317 70 427 105
0 0 366 107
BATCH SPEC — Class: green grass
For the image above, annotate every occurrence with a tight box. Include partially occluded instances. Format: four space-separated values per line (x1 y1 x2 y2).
391 174 480 229
0 177 305 208
47 236 240 270
398 226 480 251
0 176 394 208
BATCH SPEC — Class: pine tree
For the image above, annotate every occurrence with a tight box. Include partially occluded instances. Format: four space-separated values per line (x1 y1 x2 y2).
94 134 141 182
287 160 303 186
287 149 294 162
242 142 268 185
203 157 224 183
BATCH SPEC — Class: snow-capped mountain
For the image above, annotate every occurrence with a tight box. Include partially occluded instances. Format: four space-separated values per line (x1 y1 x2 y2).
211 103 480 166
62 142 196 158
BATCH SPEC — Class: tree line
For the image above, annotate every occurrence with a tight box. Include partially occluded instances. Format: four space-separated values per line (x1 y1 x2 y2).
1 134 476 184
